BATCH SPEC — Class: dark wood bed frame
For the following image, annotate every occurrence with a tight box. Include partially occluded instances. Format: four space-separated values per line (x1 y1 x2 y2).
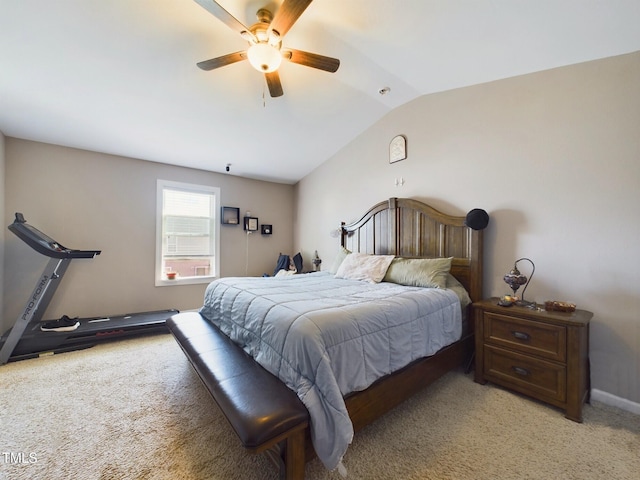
338 197 483 433
167 197 484 479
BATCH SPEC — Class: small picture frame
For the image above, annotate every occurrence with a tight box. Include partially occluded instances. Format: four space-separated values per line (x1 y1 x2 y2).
389 135 407 163
261 224 272 235
244 216 259 231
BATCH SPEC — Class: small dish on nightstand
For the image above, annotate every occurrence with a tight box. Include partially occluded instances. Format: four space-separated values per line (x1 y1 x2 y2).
497 295 517 307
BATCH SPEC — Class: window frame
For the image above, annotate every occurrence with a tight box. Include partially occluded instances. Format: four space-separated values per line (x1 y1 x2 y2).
155 179 221 287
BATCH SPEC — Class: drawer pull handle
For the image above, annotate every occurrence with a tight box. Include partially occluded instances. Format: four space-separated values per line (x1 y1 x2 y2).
512 331 530 341
512 366 530 376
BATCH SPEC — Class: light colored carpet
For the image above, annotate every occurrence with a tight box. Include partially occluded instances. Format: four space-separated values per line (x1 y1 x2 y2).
1 333 638 480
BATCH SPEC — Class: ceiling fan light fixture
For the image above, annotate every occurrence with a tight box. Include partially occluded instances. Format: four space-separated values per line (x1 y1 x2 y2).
194 1 340 97
268 30 281 46
247 42 282 72
240 30 254 42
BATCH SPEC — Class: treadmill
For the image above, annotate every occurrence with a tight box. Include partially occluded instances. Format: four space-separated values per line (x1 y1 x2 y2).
0 213 178 364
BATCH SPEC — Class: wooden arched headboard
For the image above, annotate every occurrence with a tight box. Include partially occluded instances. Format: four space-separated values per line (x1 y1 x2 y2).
337 198 485 436
341 197 484 303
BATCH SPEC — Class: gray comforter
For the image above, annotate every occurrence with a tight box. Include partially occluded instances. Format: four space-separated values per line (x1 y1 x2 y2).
199 272 462 471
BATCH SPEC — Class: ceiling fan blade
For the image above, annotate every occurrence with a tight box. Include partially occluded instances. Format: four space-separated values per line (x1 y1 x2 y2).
269 0 313 38
193 0 256 42
265 71 284 97
283 49 340 73
197 51 247 71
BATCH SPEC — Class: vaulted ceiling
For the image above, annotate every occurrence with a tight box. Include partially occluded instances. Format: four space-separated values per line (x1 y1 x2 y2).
2 1 639 184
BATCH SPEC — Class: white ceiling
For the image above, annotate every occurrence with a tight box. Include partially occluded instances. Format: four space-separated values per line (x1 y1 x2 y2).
1 1 639 184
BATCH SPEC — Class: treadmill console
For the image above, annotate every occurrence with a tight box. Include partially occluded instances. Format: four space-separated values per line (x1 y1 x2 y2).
8 213 101 259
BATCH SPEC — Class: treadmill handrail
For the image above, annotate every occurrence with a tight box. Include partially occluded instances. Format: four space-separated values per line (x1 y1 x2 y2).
8 213 101 259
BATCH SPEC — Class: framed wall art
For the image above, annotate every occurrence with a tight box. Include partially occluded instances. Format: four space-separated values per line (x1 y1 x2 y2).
389 135 407 163
244 216 259 232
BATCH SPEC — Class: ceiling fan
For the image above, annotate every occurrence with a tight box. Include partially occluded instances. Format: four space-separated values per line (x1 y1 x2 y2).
194 0 340 97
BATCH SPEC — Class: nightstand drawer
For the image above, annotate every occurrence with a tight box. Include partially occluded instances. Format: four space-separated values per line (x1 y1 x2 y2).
484 345 566 403
483 312 566 362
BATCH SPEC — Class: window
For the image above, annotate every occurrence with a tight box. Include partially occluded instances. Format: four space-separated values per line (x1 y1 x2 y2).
156 180 220 286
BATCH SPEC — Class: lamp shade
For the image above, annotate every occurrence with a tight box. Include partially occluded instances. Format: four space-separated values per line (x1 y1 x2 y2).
503 266 528 294
247 43 282 73
503 257 536 308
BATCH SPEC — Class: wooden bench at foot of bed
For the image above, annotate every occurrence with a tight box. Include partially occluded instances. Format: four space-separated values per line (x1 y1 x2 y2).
166 312 309 480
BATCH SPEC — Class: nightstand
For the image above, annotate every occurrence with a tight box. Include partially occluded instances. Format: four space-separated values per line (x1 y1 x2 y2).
474 298 592 422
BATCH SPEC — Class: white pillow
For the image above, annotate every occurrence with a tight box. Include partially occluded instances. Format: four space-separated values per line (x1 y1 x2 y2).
328 246 351 274
335 253 395 283
275 269 296 278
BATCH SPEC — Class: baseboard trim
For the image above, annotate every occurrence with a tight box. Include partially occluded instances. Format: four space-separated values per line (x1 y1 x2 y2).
591 389 640 415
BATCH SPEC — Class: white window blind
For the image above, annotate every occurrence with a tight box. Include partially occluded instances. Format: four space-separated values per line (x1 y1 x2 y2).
163 189 212 257
156 180 220 286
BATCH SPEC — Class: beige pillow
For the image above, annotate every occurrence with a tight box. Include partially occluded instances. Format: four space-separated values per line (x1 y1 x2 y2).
445 273 472 307
383 257 453 289
328 246 351 274
335 253 395 283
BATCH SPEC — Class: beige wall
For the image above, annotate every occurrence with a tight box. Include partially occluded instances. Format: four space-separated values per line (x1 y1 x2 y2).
295 52 640 407
0 131 5 321
2 140 294 331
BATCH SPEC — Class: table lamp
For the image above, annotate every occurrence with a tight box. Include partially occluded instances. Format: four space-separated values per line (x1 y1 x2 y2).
503 257 536 308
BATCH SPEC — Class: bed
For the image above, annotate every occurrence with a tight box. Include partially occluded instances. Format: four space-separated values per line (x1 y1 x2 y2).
171 197 485 477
